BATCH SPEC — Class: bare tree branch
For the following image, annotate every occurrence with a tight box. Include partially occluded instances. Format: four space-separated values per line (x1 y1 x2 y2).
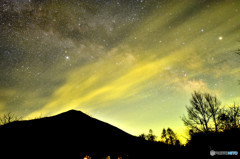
0 112 22 125
181 91 222 133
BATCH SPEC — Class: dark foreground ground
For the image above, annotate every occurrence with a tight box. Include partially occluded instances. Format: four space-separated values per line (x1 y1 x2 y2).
0 110 239 159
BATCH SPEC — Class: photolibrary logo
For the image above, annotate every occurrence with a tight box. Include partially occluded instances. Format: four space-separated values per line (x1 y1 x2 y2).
210 150 238 156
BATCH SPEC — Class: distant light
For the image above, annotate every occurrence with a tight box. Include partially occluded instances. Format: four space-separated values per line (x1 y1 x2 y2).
218 36 223 40
65 56 69 60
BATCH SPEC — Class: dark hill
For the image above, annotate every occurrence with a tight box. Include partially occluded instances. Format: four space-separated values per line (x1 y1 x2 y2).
0 110 171 159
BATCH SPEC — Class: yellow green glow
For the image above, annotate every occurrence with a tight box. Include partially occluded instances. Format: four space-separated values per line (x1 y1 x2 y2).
1 0 240 144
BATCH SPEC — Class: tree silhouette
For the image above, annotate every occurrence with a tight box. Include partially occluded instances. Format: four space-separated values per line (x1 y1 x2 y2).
181 91 221 133
182 92 211 132
0 112 22 125
146 129 156 141
204 93 221 132
138 129 156 141
218 104 240 130
161 128 168 143
138 133 147 140
161 128 180 145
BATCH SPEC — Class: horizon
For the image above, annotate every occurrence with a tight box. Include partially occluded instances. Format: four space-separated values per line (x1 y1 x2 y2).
1 0 240 144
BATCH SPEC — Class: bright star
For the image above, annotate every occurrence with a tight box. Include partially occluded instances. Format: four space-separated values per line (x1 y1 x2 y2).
65 56 69 60
218 36 223 40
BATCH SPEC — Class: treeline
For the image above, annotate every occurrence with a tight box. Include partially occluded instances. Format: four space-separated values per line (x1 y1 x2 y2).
182 91 240 152
139 91 240 148
1 91 240 149
182 91 240 133
138 128 180 146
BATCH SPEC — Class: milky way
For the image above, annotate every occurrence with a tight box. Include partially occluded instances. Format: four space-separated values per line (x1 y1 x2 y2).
1 0 240 141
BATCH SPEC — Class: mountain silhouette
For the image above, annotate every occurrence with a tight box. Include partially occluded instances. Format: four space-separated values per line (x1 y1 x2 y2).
0 110 172 158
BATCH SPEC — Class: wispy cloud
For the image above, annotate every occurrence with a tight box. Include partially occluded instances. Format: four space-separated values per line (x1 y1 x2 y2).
1 0 240 144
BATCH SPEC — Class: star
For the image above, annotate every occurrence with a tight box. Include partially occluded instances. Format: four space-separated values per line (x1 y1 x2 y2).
1 0 240 146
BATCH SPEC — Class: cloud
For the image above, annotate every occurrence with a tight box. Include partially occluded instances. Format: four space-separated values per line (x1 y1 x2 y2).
0 88 17 113
179 80 213 94
1 1 240 145
26 46 181 118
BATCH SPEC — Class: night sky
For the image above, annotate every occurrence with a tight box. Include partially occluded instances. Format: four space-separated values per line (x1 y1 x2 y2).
1 0 240 141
